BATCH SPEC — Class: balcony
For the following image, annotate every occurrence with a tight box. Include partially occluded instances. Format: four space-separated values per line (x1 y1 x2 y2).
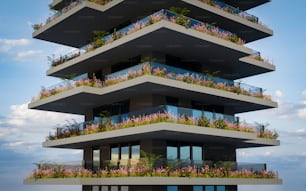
46 9 247 74
42 105 279 149
45 104 278 142
33 0 271 47
221 0 270 11
29 62 277 114
24 160 281 185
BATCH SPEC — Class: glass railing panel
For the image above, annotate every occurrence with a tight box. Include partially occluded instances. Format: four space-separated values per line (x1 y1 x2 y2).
209 0 259 23
238 162 267 172
48 9 246 68
42 73 88 93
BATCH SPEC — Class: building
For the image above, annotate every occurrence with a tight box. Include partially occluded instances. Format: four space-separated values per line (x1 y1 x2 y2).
25 0 282 191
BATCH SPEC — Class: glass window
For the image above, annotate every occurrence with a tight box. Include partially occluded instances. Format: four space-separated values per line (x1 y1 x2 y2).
93 149 100 171
205 186 214 191
92 186 99 191
180 146 190 160
131 145 140 159
193 186 203 191
216 186 225 191
101 186 108 191
167 146 178 160
111 147 119 161
192 146 202 161
111 186 118 191
121 186 129 191
167 186 178 191
121 146 129 160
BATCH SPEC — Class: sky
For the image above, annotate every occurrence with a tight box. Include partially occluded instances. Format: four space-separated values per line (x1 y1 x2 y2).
0 0 306 191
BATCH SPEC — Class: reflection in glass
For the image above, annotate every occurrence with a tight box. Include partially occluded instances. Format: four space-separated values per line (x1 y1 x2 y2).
193 186 203 191
216 186 225 191
111 147 119 161
167 146 178 160
121 146 129 160
192 146 202 161
180 146 190 160
93 149 100 171
167 186 178 191
131 145 140 159
205 186 214 191
92 186 99 191
111 186 118 191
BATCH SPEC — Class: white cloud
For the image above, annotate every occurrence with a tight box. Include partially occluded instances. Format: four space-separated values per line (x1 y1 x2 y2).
275 90 283 98
296 128 305 133
264 151 272 156
7 141 24 147
0 103 82 155
16 50 42 59
302 90 306 96
298 108 306 119
0 38 30 52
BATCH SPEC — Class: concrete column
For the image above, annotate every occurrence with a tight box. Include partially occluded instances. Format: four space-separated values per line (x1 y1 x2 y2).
85 109 94 122
100 144 111 168
83 146 93 169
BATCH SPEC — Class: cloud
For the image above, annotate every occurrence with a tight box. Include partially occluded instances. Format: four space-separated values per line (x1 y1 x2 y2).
275 90 283 98
0 38 30 52
16 50 42 59
298 108 306 119
0 103 82 155
302 90 306 96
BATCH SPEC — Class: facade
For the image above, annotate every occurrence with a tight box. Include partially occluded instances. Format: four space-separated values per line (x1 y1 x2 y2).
25 0 282 191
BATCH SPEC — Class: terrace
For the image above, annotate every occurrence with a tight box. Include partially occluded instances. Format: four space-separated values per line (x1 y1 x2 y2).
34 62 270 102
33 1 271 47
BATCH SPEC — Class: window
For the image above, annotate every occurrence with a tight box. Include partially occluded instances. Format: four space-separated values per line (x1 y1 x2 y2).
131 145 140 159
121 186 129 191
111 144 140 162
180 146 190 160
121 146 129 160
167 146 178 160
111 147 119 161
101 186 108 191
111 186 119 191
92 186 99 191
205 186 214 191
93 149 100 171
167 144 204 162
193 186 203 191
192 146 202 161
167 186 178 191
216 186 225 191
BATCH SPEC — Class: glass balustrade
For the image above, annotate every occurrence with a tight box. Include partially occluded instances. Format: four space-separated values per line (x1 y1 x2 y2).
48 9 246 67
35 62 266 101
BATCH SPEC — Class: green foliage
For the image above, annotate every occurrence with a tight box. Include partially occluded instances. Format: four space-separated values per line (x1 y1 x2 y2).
198 115 210 127
169 7 190 15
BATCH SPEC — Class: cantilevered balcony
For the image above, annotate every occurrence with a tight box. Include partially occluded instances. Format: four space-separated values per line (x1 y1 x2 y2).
29 62 276 114
42 105 279 149
44 9 266 80
221 0 270 11
34 0 272 47
24 159 281 185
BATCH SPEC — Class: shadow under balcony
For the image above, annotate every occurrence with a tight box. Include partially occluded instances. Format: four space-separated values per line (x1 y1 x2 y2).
35 0 272 47
29 63 277 114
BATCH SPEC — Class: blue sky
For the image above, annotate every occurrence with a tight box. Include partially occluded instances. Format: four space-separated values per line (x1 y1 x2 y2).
0 0 306 190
